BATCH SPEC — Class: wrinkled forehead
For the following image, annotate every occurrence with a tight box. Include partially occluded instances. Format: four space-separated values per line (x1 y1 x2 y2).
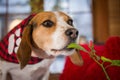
31 11 71 24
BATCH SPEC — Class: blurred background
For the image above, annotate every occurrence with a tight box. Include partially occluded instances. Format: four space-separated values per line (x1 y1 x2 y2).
0 0 120 79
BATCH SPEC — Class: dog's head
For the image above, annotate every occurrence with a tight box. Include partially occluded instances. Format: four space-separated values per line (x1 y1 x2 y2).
17 11 83 69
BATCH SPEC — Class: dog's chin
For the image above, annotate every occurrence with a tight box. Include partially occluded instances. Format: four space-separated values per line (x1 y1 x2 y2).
49 41 77 56
49 48 75 56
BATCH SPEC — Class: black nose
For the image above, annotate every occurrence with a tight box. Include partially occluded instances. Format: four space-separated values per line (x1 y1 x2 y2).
65 28 79 39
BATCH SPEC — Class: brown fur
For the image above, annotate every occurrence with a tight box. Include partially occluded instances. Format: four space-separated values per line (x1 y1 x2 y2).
70 50 83 66
31 12 57 49
17 25 32 69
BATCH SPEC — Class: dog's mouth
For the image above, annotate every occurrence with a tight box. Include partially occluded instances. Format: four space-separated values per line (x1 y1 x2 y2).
51 42 74 52
51 46 73 52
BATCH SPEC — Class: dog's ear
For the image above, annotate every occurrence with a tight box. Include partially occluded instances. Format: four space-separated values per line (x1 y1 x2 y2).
69 50 83 66
17 24 33 69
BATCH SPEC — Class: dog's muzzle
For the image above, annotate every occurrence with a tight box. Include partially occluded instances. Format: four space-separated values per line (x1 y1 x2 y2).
65 28 79 42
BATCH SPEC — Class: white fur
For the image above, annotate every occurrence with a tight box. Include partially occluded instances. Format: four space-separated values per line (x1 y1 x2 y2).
1 58 55 80
52 12 72 49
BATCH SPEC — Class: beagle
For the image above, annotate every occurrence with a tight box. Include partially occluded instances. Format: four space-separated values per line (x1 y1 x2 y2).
16 11 83 80
1 11 83 80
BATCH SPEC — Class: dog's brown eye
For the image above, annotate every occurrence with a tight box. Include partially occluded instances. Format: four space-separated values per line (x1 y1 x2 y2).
42 20 54 27
67 19 73 26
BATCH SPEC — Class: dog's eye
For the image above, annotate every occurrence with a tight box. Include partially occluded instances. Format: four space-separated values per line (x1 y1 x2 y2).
67 19 73 26
42 20 54 27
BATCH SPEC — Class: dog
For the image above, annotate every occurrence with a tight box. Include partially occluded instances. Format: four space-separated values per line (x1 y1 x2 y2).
0 11 83 80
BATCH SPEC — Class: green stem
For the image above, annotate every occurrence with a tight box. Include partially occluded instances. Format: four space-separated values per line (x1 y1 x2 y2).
101 64 110 80
92 57 110 80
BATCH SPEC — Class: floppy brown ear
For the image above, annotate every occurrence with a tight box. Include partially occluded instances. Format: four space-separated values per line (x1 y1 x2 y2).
17 24 33 69
69 50 83 66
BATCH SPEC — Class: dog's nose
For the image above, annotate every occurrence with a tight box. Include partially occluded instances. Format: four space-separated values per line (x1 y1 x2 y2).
65 28 79 39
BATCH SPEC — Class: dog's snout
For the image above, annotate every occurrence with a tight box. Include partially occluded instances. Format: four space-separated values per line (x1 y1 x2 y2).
65 28 79 39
